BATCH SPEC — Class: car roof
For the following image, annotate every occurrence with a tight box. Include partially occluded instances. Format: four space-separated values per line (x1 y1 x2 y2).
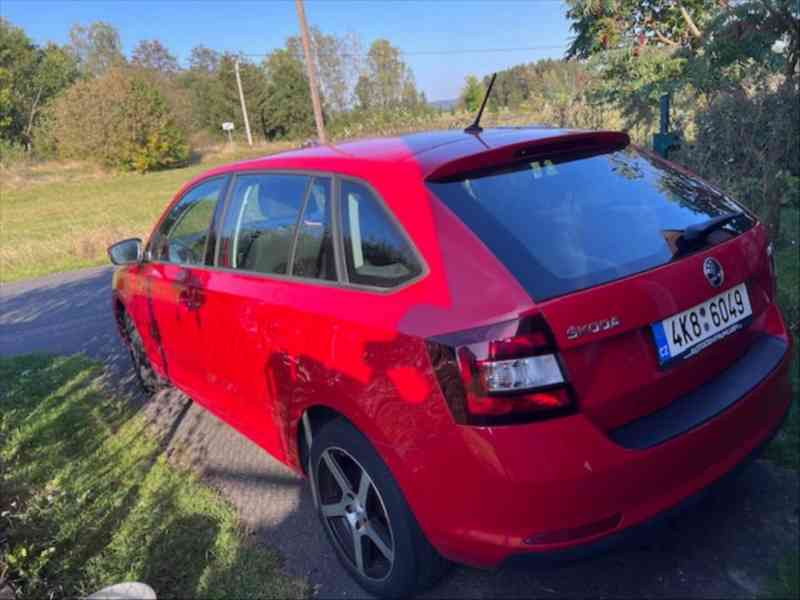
193 126 627 187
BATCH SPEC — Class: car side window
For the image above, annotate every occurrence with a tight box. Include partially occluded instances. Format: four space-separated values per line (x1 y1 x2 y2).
292 177 336 281
340 180 422 288
219 173 309 275
150 178 225 265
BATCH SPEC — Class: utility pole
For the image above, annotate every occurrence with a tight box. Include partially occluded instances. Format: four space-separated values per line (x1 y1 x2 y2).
234 59 253 146
294 0 327 144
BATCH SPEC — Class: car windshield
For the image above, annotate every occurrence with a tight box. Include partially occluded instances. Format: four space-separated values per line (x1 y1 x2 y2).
427 146 755 301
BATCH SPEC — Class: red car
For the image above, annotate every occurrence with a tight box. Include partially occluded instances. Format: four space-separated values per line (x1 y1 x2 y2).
109 128 793 598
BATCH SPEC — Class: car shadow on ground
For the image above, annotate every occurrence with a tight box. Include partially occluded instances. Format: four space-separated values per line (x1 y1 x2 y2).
1 268 797 599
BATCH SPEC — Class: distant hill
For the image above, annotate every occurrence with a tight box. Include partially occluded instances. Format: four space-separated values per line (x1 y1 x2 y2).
429 98 459 110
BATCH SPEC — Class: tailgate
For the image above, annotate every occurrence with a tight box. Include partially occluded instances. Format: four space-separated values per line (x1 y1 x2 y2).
538 225 774 431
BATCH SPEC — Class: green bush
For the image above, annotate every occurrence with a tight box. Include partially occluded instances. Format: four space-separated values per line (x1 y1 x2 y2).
0 138 28 168
674 83 800 240
48 67 190 172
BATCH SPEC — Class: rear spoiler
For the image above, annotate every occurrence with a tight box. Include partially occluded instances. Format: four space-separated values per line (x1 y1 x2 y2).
426 131 630 182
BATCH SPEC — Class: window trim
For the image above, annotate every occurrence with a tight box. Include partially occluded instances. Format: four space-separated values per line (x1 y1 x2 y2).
146 174 230 267
205 168 429 295
286 176 317 278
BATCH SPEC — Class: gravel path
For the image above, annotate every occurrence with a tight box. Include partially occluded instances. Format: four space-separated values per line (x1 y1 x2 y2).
2 266 797 599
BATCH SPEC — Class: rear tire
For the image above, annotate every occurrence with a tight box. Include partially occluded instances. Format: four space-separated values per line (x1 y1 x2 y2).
123 312 169 395
310 417 450 598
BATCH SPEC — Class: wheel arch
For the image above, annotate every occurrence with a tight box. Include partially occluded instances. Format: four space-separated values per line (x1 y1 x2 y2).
295 403 376 475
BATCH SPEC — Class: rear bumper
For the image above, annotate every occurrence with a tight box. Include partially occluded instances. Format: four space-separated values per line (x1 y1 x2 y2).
502 395 791 569
407 333 793 568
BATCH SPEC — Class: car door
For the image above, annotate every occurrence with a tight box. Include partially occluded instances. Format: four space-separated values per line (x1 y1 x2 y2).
142 176 228 401
201 172 328 456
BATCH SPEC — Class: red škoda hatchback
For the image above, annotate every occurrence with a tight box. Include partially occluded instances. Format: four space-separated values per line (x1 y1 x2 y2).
109 128 793 598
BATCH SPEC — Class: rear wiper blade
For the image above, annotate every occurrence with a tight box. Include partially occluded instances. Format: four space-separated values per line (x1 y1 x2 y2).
680 213 741 244
674 212 741 257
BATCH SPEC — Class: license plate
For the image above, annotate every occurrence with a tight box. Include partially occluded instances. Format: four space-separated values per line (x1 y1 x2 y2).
651 283 752 367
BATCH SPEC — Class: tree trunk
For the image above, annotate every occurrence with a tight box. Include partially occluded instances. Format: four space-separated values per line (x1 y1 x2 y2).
24 87 43 153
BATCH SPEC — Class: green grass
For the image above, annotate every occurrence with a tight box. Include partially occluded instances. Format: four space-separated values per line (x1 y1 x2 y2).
0 144 289 283
0 354 308 599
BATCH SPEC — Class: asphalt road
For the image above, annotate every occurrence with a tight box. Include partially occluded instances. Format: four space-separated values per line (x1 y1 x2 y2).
1 266 798 599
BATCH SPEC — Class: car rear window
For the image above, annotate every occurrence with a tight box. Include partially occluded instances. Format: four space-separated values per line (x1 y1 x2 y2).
427 146 755 301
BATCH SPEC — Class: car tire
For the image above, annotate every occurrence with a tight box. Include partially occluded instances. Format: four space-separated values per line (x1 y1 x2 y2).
310 417 450 599
123 312 169 395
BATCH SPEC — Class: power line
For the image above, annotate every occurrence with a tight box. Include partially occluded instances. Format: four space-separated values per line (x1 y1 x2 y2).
233 44 566 59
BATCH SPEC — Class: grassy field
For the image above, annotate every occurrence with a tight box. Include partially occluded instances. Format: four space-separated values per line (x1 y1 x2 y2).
0 143 292 283
0 354 308 599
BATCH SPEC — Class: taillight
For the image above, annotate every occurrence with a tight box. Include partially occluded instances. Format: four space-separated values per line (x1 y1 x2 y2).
427 315 574 425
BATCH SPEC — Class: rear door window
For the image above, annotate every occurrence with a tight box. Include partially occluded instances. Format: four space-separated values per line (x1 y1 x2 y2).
219 173 309 275
428 147 754 301
340 179 423 288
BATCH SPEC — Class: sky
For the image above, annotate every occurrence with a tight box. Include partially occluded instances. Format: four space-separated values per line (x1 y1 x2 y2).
2 0 573 101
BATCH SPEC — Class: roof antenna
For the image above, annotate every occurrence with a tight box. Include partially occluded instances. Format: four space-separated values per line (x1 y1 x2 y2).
464 73 497 135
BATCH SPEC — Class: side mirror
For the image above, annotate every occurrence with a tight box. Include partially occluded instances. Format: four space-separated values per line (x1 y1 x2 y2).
108 238 143 266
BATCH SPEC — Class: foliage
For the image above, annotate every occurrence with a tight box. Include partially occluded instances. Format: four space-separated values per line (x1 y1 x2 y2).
131 39 179 76
179 51 266 140
187 44 220 74
586 46 690 129
48 68 189 172
674 84 799 239
0 139 28 168
562 0 799 236
0 353 308 599
287 27 362 113
260 49 315 140
67 21 125 76
565 0 721 58
460 75 485 112
699 0 799 81
356 39 421 110
0 18 79 151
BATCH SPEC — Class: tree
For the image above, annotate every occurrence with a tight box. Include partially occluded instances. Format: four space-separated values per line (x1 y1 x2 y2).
260 49 315 140
0 19 79 150
68 21 125 76
179 50 266 137
287 27 362 113
188 45 220 74
565 0 722 59
361 39 418 110
48 67 189 172
401 78 421 109
697 0 799 82
460 75 485 111
132 39 179 75
354 74 372 110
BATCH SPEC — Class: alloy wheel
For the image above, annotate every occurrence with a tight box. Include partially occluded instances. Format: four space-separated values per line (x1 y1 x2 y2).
315 446 395 581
